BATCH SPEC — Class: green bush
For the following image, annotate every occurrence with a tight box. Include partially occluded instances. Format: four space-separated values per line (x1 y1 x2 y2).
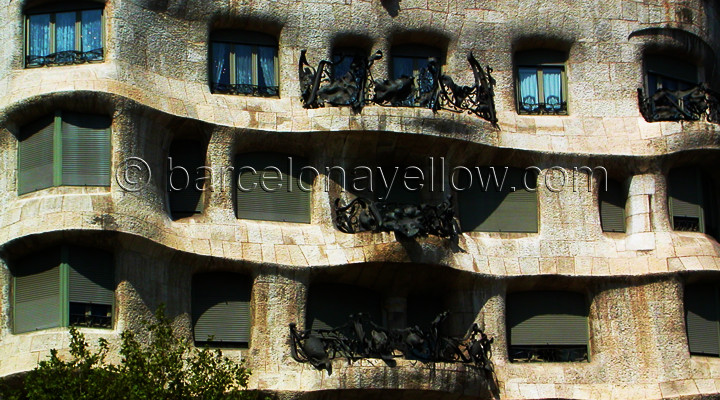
0 306 254 400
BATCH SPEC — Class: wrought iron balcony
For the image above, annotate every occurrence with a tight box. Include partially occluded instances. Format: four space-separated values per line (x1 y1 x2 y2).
334 196 459 240
300 50 498 125
518 97 567 115
26 48 104 67
638 83 719 123
211 83 279 97
289 312 494 373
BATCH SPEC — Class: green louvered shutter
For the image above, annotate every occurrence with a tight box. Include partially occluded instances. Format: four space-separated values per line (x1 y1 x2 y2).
507 291 588 346
235 153 312 223
460 167 538 232
68 247 115 308
307 284 382 331
61 112 111 187
13 250 62 333
685 285 720 356
669 168 704 232
192 273 252 344
600 178 626 232
18 115 55 195
168 140 204 218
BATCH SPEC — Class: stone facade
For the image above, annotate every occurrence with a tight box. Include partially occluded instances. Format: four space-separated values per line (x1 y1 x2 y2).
0 0 719 399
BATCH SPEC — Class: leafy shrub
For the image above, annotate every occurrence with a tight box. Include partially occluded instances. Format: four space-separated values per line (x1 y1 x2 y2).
0 306 254 400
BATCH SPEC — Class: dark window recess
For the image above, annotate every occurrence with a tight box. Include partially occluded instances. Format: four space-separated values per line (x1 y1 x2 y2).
17 112 111 195
210 31 278 96
307 284 383 331
235 152 312 223
12 246 114 333
515 50 568 115
507 291 589 362
25 3 104 67
599 178 626 233
458 167 538 233
192 272 252 347
668 167 704 233
685 284 720 357
168 140 205 219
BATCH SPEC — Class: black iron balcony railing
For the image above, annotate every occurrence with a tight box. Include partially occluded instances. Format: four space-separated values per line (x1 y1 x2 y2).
509 345 588 362
300 50 498 126
334 196 459 240
212 83 279 97
26 48 104 67
289 312 493 373
638 83 719 123
518 96 567 115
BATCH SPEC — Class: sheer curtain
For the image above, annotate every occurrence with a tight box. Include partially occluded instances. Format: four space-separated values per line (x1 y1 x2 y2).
81 10 102 56
211 42 230 89
519 67 539 111
235 44 253 86
543 67 563 111
392 57 414 79
55 12 76 53
257 46 276 89
28 14 50 57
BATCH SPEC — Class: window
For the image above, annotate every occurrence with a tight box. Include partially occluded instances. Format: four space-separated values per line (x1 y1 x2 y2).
192 272 251 347
18 112 111 195
235 152 312 223
12 246 114 333
685 284 720 356
168 140 205 220
307 284 382 330
507 291 589 362
457 167 538 233
391 44 441 107
210 30 278 96
515 50 568 114
599 178 627 233
668 167 706 232
331 48 365 80
645 55 697 96
25 2 103 67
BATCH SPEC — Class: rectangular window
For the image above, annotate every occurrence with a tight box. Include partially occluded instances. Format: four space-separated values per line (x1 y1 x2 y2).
25 6 103 67
685 284 720 357
390 45 441 108
210 31 278 96
18 112 111 195
600 178 627 233
668 167 705 233
507 291 589 362
235 153 312 223
645 55 697 96
515 50 568 115
192 272 252 347
12 246 114 333
168 140 205 220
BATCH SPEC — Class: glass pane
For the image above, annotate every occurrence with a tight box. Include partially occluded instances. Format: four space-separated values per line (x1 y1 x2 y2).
28 14 50 57
542 67 563 111
211 42 231 87
392 56 414 79
257 45 276 89
518 67 539 112
55 12 76 53
647 73 659 96
332 54 354 80
81 9 102 56
661 77 679 91
235 44 253 85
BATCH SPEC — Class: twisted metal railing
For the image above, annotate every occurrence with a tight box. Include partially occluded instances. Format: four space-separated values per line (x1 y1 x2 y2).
26 48 104 67
334 196 459 239
299 50 498 125
289 312 493 373
211 83 279 97
638 83 719 123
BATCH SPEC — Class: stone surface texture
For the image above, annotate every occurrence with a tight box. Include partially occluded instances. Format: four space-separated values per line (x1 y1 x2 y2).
0 0 719 399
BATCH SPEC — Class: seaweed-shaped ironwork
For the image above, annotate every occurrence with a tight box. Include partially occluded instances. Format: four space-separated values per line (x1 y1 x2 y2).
299 49 382 111
26 48 104 67
334 196 458 239
289 312 493 374
298 50 498 125
638 83 720 123
436 52 498 125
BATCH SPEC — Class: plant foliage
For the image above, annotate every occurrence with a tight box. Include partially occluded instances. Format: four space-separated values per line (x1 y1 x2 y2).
0 306 254 400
